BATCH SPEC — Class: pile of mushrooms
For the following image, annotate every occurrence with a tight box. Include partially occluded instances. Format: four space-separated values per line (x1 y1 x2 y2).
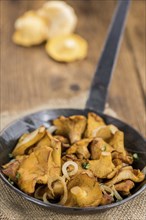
2 112 145 207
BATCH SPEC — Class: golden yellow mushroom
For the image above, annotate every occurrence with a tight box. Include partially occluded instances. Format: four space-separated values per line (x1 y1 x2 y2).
66 138 92 159
89 152 115 178
84 112 106 138
53 115 87 144
12 126 46 156
45 34 88 62
13 11 48 47
65 173 103 207
37 1 77 38
105 167 145 186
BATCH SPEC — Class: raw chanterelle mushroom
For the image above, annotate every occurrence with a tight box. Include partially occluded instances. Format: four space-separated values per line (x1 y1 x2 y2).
53 115 86 144
65 173 103 207
37 1 77 39
13 11 49 47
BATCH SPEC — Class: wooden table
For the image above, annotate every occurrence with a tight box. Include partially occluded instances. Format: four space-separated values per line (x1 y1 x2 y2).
1 0 145 137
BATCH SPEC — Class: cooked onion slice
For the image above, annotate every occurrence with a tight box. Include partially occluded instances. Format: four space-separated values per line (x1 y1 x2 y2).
62 161 78 180
48 126 57 134
34 186 44 199
100 184 114 196
47 176 68 205
92 126 106 137
142 166 146 175
57 176 68 205
112 185 123 201
43 192 50 204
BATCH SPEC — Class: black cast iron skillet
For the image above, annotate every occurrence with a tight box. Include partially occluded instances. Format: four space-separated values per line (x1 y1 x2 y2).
0 0 146 214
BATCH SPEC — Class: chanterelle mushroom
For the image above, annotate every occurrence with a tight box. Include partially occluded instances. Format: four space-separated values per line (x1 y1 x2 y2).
65 173 103 207
84 112 105 138
12 126 46 156
90 138 114 160
17 142 61 194
89 152 115 178
32 131 62 169
66 138 92 159
105 167 145 186
92 124 118 141
53 115 87 144
109 131 127 157
114 180 135 195
2 155 27 181
111 151 133 165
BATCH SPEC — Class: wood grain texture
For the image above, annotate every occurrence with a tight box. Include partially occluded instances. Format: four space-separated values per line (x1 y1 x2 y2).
0 0 145 136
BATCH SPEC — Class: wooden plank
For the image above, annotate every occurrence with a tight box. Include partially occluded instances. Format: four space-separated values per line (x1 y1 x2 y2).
125 0 145 97
0 0 115 111
108 0 146 136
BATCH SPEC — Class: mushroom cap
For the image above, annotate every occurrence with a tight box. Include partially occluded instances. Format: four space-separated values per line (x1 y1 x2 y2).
53 115 87 144
65 173 103 207
84 112 105 138
105 167 145 186
13 11 48 47
89 152 115 178
37 1 77 38
109 131 127 156
66 138 92 159
12 126 46 156
114 180 135 195
90 138 114 160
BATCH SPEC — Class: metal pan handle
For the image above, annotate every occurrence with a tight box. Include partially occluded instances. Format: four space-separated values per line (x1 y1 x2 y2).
85 0 131 112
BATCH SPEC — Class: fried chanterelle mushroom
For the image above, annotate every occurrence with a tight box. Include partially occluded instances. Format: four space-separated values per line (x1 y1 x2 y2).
53 115 86 144
2 112 145 208
65 173 103 207
66 138 92 159
12 126 46 156
84 112 105 138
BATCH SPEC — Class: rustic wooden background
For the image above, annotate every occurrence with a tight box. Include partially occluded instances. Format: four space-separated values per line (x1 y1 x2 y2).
0 0 145 137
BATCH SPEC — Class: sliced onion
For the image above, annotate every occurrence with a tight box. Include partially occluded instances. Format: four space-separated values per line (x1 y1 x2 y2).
34 186 44 199
43 192 50 204
108 124 118 134
48 126 57 134
62 161 78 180
57 176 68 205
142 166 146 175
92 126 106 137
82 170 94 178
100 184 114 196
47 176 68 205
112 185 123 201
101 152 110 156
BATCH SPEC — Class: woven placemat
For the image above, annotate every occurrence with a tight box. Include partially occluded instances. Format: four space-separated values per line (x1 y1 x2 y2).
0 97 146 220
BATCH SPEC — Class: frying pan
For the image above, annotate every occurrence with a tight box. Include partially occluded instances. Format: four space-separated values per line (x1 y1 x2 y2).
0 0 146 214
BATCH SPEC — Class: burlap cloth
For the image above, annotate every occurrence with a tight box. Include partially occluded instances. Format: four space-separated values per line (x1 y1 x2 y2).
0 95 146 220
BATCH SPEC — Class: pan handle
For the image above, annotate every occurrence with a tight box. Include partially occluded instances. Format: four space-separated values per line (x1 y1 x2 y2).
85 0 131 112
